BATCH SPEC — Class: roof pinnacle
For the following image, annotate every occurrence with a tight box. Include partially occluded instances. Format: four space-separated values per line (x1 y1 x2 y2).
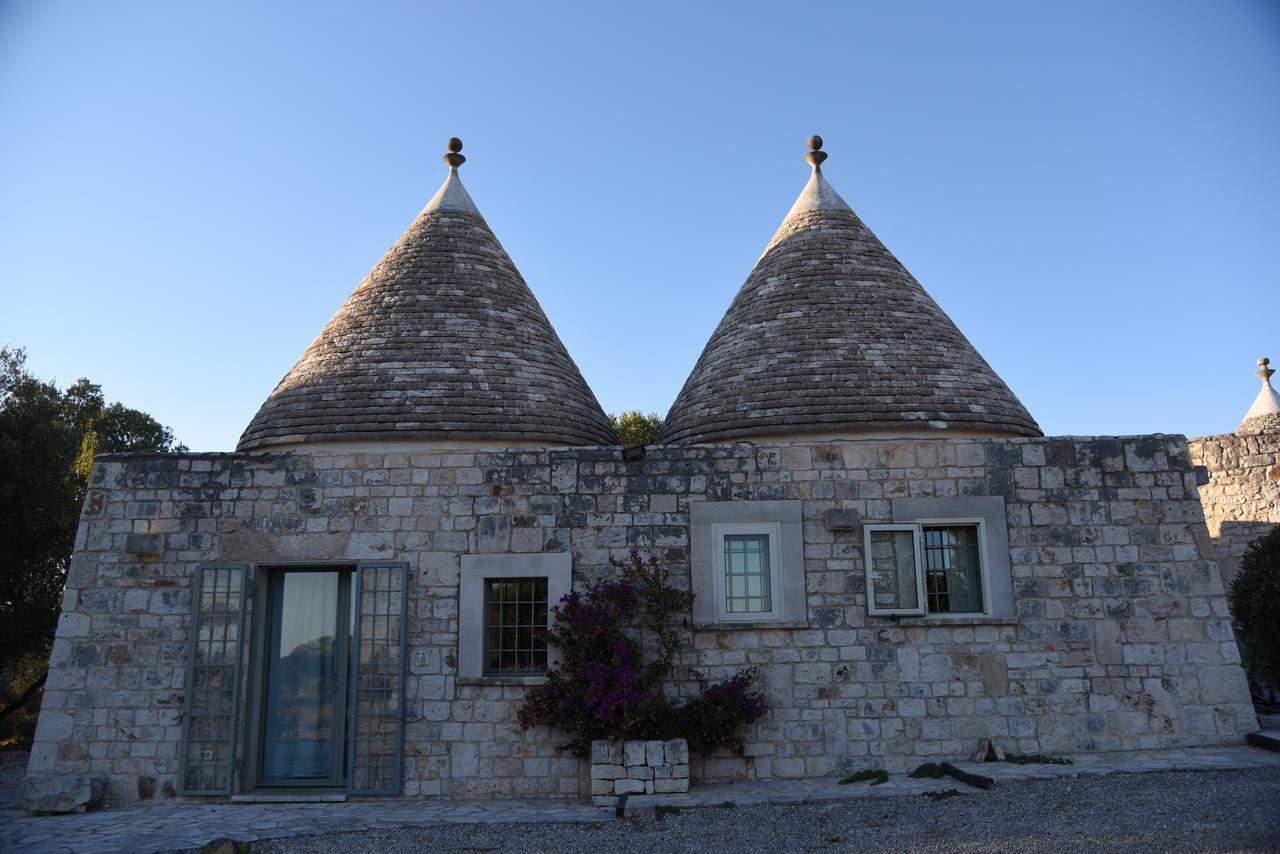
805 134 828 170
443 137 465 169
1239 355 1280 430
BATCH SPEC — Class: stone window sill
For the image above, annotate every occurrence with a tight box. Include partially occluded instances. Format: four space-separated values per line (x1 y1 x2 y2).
457 675 547 687
892 616 1018 627
692 620 810 631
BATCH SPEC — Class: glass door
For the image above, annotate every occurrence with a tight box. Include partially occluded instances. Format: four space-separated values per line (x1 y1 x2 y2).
257 568 352 787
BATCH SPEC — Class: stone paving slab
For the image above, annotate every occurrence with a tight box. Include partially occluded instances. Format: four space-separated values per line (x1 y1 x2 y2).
4 744 1278 854
0 798 611 854
623 774 961 815
947 743 1280 784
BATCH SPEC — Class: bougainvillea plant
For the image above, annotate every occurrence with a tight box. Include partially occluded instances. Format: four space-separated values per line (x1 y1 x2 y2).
517 551 768 758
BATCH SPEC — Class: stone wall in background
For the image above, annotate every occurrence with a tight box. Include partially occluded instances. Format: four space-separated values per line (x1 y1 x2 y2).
1189 429 1280 592
27 435 1257 804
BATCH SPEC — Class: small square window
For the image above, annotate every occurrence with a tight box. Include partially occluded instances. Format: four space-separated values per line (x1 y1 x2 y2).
864 521 987 617
711 522 783 622
483 577 548 676
459 553 571 682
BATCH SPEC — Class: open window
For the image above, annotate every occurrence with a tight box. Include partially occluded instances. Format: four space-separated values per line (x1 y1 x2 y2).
863 520 989 617
237 562 408 797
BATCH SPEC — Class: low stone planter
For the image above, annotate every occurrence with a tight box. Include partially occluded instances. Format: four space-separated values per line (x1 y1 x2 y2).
590 738 689 806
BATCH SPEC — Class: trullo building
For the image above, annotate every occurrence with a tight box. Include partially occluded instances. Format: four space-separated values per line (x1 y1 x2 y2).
26 137 1259 805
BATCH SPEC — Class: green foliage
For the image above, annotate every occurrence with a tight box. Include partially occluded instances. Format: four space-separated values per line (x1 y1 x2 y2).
654 805 682 821
839 768 888 785
1005 753 1073 765
1230 527 1280 688
720 801 736 809
608 411 663 446
517 551 767 758
925 789 963 802
907 762 947 779
0 347 184 682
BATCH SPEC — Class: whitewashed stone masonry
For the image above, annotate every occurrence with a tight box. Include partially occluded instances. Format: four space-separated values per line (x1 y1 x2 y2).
28 435 1257 804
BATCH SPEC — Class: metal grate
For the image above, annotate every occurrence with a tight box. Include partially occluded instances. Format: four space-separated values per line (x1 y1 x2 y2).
347 563 407 795
923 525 983 614
178 563 247 795
484 577 548 675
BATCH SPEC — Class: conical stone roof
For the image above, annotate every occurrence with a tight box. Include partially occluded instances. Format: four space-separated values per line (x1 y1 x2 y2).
660 137 1040 444
239 141 617 451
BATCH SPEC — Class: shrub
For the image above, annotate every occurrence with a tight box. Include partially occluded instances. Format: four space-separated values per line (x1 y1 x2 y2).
1005 753 1072 765
1230 527 1280 688
677 669 769 757
907 762 947 779
517 551 768 757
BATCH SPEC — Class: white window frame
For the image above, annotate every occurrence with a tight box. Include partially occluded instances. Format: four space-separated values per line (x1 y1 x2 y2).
863 519 990 618
710 521 783 623
863 523 927 617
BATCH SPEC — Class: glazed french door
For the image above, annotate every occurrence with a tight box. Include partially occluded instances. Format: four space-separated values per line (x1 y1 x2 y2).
257 568 353 787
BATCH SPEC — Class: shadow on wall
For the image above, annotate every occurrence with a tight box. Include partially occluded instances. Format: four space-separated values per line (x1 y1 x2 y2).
1215 520 1278 593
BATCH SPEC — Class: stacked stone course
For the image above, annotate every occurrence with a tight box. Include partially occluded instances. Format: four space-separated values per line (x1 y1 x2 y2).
590 739 689 805
29 434 1256 804
1188 429 1280 590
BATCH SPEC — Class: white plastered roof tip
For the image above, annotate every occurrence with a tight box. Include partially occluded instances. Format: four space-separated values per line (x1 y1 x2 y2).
1241 371 1280 428
420 167 481 216
782 167 853 220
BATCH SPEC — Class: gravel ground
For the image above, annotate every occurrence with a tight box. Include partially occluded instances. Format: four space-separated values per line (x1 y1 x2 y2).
245 767 1280 854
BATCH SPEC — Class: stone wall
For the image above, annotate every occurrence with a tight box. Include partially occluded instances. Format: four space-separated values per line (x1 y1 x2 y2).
590 739 689 805
28 435 1257 804
1189 429 1280 591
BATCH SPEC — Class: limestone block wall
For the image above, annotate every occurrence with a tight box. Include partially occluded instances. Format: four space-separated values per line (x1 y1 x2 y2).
28 435 1257 804
1189 429 1280 591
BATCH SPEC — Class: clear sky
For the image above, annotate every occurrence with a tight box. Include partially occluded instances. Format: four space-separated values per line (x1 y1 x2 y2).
1 1 1277 451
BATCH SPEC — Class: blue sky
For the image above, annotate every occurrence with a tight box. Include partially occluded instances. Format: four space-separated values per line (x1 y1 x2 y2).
1 1 1277 451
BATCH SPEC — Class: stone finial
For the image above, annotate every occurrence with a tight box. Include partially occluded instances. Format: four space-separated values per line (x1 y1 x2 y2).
443 137 465 169
1239 355 1280 431
805 134 828 169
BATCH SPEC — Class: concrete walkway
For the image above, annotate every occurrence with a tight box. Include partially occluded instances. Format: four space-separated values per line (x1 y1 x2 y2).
3 744 1278 854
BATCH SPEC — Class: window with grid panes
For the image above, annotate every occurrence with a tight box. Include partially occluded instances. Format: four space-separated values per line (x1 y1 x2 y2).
483 577 548 675
709 521 783 622
922 525 983 614
862 521 987 617
723 534 772 613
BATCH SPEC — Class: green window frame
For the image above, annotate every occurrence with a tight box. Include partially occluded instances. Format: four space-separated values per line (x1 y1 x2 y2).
177 563 248 796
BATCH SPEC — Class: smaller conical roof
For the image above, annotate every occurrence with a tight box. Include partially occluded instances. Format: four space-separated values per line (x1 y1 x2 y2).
239 140 617 450
1238 357 1280 434
660 137 1040 444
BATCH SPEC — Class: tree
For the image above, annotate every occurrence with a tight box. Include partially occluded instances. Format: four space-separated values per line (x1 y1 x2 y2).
1230 527 1280 691
608 410 663 446
0 347 184 733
